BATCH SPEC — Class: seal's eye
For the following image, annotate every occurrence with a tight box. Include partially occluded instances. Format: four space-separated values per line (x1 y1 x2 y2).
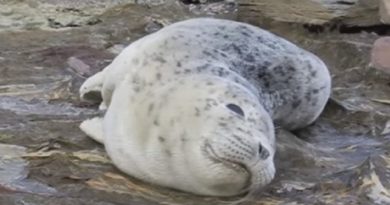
226 103 245 117
258 144 270 159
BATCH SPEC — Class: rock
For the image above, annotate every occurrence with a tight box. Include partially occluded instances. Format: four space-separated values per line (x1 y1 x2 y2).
238 0 380 27
144 19 165 33
67 56 92 77
0 143 57 195
370 37 390 74
379 0 390 24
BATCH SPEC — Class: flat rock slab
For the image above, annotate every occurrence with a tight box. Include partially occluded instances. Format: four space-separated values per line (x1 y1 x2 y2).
239 0 380 26
0 0 390 205
380 0 390 24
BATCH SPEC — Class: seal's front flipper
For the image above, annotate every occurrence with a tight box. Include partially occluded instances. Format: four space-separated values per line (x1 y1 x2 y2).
80 71 104 103
80 117 104 144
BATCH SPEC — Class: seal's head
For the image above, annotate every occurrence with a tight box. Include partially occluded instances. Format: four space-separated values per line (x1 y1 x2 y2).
145 75 276 196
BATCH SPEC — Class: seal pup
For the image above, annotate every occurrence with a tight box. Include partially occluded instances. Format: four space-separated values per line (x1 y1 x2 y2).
79 18 331 196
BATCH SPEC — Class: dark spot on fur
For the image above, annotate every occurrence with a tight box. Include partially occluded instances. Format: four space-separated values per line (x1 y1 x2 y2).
177 61 182 67
257 70 266 79
181 132 187 142
203 50 213 56
219 122 227 127
291 100 301 109
223 35 229 39
154 56 166 63
165 149 172 157
263 79 270 88
287 66 296 72
244 54 255 63
263 61 271 67
195 107 200 116
156 73 162 80
154 119 159 126
220 52 228 58
216 67 224 76
319 85 327 90
241 31 250 37
133 86 140 93
158 136 165 142
132 58 139 65
218 25 226 30
231 44 242 55
305 92 312 101
148 103 154 114
247 118 256 123
310 71 317 77
248 65 256 72
206 98 218 106
274 65 286 76
257 36 264 43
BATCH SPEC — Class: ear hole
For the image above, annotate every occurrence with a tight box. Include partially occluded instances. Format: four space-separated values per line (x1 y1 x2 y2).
226 103 245 117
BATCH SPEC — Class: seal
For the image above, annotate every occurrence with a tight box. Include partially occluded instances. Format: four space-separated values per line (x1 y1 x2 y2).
79 18 331 197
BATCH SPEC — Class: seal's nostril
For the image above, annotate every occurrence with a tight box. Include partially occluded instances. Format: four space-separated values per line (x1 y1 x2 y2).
258 144 269 159
258 144 263 154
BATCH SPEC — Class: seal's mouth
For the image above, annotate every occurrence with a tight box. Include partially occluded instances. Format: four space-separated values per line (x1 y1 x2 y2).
203 141 252 192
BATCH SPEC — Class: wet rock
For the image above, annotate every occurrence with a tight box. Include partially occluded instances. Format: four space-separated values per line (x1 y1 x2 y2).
379 0 390 24
187 0 236 16
136 0 167 6
370 37 390 74
0 143 57 195
238 0 380 27
0 0 137 31
67 56 93 77
144 16 170 33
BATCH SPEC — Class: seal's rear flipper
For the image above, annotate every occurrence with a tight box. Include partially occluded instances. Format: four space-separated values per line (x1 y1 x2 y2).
80 117 104 144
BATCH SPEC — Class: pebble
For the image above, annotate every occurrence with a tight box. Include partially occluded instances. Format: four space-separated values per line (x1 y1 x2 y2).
370 37 390 74
107 44 126 55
